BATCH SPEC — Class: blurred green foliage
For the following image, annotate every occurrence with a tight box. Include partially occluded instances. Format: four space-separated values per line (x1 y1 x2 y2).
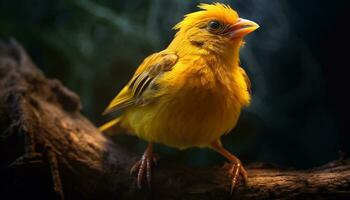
0 0 176 120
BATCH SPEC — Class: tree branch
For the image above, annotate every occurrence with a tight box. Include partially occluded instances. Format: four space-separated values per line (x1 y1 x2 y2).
0 40 349 200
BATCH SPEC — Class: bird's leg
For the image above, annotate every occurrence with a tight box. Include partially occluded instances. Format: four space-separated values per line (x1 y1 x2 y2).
210 140 248 193
130 143 157 188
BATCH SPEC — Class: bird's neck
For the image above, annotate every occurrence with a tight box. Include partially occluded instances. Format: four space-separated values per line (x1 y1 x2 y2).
168 35 242 69
221 40 242 69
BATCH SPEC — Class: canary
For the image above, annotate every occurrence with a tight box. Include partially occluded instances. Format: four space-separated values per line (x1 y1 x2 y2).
100 3 259 191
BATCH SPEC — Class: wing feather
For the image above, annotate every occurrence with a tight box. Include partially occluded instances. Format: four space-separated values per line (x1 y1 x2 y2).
103 51 178 115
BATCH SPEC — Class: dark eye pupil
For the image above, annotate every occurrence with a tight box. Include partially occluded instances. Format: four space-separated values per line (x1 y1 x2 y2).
208 21 220 30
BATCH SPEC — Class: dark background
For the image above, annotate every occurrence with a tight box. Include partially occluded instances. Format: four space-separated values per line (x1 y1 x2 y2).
1 0 349 169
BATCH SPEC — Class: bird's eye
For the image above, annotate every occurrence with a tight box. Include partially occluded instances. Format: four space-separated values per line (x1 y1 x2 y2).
207 20 221 31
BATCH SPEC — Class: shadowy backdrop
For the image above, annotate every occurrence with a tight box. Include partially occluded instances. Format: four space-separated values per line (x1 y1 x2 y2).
1 0 349 169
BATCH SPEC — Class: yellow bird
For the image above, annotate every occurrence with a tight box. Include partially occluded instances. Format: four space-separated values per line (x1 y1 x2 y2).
100 3 259 191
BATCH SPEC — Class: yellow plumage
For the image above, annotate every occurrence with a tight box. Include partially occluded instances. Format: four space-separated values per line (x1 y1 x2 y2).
100 3 259 189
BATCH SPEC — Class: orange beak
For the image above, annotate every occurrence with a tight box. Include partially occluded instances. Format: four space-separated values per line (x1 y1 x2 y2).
229 18 259 39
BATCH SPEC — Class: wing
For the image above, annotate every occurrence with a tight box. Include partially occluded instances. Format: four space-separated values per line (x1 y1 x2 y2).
103 51 178 115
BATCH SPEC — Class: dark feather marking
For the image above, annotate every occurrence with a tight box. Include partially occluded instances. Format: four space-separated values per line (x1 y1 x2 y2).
129 73 141 89
137 76 153 98
134 75 148 96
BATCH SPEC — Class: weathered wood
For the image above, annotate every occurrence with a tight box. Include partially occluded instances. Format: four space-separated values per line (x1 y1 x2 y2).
0 40 349 200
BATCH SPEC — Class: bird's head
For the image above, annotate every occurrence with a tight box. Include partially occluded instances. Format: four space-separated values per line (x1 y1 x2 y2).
170 3 259 61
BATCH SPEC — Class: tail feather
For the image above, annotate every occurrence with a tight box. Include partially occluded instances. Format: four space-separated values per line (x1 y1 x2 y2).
99 118 122 133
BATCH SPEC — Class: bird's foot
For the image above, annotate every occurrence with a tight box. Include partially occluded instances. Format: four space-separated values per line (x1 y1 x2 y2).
223 161 248 193
130 144 157 189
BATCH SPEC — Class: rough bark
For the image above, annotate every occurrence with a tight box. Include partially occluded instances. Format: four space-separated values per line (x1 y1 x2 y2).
0 40 349 200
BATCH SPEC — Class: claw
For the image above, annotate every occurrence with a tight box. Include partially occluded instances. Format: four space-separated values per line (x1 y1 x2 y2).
137 158 146 188
210 140 248 193
225 162 248 194
229 163 240 194
146 157 152 187
130 143 157 189
130 160 141 175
